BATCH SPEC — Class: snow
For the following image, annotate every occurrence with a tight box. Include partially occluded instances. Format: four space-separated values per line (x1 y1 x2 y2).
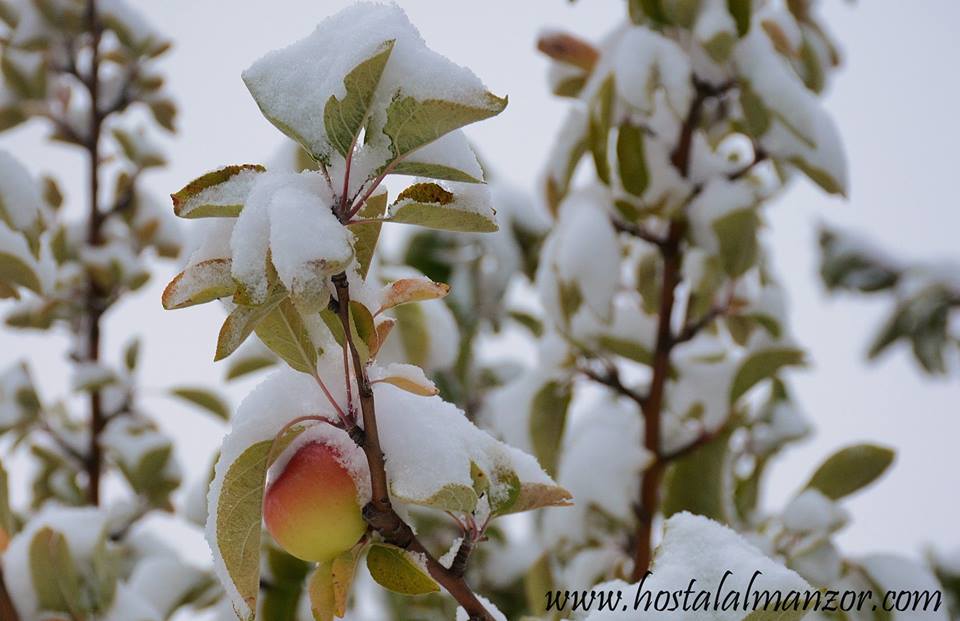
242 3 492 161
101 416 176 477
543 398 652 547
127 557 209 619
98 0 161 50
750 401 810 454
781 489 848 534
176 166 261 219
537 185 620 327
399 129 484 181
584 513 810 620
456 594 507 621
734 28 848 195
612 27 693 117
687 178 758 254
2 506 108 618
0 150 43 233
71 361 117 391
268 186 353 303
229 170 343 304
390 178 497 221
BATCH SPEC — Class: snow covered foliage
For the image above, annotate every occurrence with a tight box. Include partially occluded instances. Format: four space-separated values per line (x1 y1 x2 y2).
163 4 569 620
819 226 960 374
0 2 222 620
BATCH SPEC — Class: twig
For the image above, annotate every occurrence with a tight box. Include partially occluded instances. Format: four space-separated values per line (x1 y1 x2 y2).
330 272 494 621
577 363 647 410
612 218 667 247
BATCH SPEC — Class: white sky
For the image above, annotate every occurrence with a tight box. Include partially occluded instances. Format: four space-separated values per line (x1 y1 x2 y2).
1 0 958 577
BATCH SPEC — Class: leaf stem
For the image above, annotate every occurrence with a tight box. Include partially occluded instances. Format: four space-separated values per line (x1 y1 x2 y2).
330 272 494 621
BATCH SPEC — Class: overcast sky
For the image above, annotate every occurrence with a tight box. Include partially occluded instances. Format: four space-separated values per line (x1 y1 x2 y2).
1 0 958 573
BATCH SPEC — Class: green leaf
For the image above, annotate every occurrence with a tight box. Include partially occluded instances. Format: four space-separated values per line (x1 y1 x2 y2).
352 190 388 279
170 387 230 420
388 182 498 232
739 83 771 138
392 304 430 368
712 208 759 277
529 381 571 477
390 160 483 184
225 355 277 382
382 92 507 163
0 251 42 294
255 298 319 375
123 338 140 372
662 430 732 522
30 527 83 616
366 543 440 595
805 444 895 500
214 441 273 616
617 123 649 196
171 164 265 218
598 336 653 366
393 483 478 514
728 0 752 37
730 347 805 403
215 294 285 362
524 555 555 617
324 40 395 158
162 258 236 309
588 75 615 184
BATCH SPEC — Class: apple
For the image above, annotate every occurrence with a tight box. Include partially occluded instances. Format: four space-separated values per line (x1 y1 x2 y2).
263 441 366 562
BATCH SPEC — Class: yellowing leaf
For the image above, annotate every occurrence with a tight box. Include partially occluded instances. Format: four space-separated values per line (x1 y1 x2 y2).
365 543 439 595
351 190 388 279
0 250 42 294
308 562 336 621
377 277 450 314
215 293 285 361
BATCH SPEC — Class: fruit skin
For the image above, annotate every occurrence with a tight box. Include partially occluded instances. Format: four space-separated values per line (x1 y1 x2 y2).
263 441 366 563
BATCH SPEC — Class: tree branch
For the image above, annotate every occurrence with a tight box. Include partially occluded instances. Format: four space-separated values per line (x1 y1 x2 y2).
83 0 105 506
631 77 728 581
330 272 494 621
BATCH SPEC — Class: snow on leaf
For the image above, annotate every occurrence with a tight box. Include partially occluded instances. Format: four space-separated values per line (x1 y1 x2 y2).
171 164 265 218
161 258 235 310
324 39 395 158
366 543 439 595
389 130 484 183
388 180 498 233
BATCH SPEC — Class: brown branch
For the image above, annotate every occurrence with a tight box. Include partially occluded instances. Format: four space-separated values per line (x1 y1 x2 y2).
0 567 18 621
631 77 727 581
578 363 646 410
83 0 105 506
612 218 667 247
330 273 494 621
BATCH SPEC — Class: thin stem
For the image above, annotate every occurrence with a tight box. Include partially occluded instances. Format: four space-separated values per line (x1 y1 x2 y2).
84 0 104 506
329 272 494 621
310 372 347 423
345 159 400 222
